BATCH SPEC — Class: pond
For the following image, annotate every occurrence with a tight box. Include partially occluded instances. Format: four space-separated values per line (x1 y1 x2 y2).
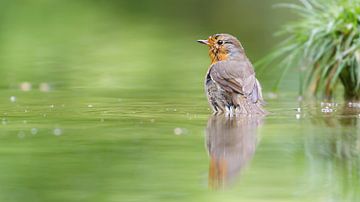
0 88 359 202
0 1 359 201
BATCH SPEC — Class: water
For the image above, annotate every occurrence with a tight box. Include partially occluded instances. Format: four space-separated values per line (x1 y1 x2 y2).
0 1 359 201
0 87 359 202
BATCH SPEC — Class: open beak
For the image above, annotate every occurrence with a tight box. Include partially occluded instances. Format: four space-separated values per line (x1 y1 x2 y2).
197 39 209 45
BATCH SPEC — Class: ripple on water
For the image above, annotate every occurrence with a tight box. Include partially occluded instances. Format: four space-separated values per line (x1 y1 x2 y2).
17 131 25 139
53 128 62 136
30 128 38 135
2 118 7 125
349 102 360 108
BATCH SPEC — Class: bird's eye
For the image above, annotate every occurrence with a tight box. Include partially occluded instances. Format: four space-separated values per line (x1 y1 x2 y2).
217 40 224 45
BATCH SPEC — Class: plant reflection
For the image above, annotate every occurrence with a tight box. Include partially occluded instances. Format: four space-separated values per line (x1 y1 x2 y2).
205 115 264 189
304 105 360 201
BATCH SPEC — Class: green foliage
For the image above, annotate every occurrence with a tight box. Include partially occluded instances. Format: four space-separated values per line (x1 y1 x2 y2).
260 0 360 100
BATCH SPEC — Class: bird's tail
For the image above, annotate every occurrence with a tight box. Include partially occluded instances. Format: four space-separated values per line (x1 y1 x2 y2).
235 96 266 115
234 79 267 115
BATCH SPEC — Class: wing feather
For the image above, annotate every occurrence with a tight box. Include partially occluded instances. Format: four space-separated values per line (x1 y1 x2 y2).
209 60 263 103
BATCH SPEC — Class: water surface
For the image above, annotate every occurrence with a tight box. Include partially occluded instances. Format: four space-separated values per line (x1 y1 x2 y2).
0 1 358 201
0 88 359 202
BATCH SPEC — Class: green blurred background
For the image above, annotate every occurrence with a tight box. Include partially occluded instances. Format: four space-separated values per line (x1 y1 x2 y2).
0 0 297 93
0 1 359 202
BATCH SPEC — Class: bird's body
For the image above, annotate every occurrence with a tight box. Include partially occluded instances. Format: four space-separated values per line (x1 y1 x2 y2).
198 34 265 115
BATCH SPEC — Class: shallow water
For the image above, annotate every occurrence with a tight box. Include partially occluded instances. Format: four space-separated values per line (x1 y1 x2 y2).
0 1 359 201
0 88 359 202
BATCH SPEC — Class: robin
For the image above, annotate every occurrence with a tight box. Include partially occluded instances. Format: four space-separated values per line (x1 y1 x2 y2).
197 33 266 115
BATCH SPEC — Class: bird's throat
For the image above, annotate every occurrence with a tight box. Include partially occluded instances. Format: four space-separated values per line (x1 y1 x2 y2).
209 50 228 64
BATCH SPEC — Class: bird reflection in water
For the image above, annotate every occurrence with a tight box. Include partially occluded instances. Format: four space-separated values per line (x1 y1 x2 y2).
205 115 263 189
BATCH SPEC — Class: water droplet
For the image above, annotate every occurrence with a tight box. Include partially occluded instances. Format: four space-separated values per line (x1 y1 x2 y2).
2 118 7 125
10 96 16 103
296 108 301 112
296 114 301 119
50 105 54 108
174 128 189 135
88 104 93 108
174 128 183 135
349 102 360 108
321 107 333 113
39 83 51 92
31 128 38 135
53 128 62 136
20 82 32 91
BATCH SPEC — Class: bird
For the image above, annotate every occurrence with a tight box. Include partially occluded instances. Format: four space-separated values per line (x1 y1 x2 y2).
197 33 266 115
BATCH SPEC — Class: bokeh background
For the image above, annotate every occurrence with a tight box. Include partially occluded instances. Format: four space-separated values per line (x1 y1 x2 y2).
1 1 359 202
0 0 297 94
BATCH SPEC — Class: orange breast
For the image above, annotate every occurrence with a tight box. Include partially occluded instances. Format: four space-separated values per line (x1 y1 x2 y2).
209 48 229 64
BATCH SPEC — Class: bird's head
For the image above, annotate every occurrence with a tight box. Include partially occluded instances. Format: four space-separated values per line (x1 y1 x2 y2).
197 33 244 64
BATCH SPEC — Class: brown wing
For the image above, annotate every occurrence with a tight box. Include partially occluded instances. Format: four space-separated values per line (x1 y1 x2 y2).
210 60 263 103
